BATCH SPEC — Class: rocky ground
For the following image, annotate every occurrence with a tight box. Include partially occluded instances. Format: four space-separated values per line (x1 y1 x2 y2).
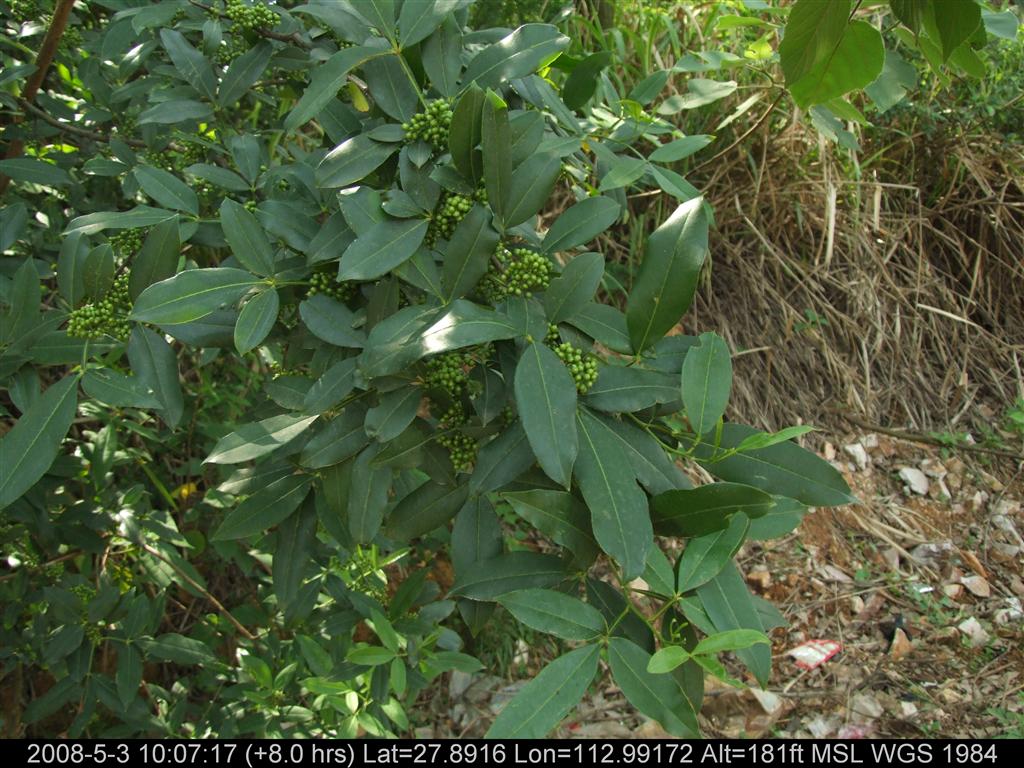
415 432 1024 739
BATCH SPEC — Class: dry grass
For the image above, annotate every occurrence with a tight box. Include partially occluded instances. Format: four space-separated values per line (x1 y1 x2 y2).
672 116 1024 439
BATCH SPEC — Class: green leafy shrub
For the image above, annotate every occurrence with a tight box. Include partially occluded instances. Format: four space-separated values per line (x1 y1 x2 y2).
0 0 1004 738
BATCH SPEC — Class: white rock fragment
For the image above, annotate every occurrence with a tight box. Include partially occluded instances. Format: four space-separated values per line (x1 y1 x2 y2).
861 434 879 450
844 443 870 470
898 467 929 495
956 617 990 648
994 598 1023 626
960 574 991 598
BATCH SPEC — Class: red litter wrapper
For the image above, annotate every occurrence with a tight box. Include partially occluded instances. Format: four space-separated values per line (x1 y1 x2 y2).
787 639 843 670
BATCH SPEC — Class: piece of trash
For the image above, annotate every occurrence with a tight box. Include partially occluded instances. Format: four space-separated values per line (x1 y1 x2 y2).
787 639 843 670
837 724 873 738
956 617 990 648
898 467 929 495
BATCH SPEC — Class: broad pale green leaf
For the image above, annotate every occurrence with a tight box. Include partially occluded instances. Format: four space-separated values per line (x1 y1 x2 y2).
693 423 855 507
692 628 770 657
219 41 273 106
608 637 700 737
363 54 418 122
339 217 428 281
735 425 815 453
234 289 278 355
449 551 567 600
497 589 605 641
0 157 71 186
348 446 392 543
515 343 578 488
789 20 885 107
127 327 183 427
65 206 176 236
81 370 160 409
442 204 500 301
160 29 217 102
598 156 648 192
649 135 714 163
681 331 732 435
354 0 395 37
213 474 311 540
481 90 512 225
316 135 399 189
653 483 769 538
864 49 918 113
657 79 737 113
347 646 396 666
299 407 368 469
647 646 691 674
285 46 382 131
365 387 421 442
303 358 358 415
206 414 318 464
503 489 599 567
299 295 365 348
574 407 652 580
747 497 807 541
629 70 669 104
643 545 677 598
449 84 485 184
220 199 275 276
779 0 850 86
462 24 570 89
134 166 198 216
468 422 535 495
131 268 260 325
386 482 469 540
0 376 78 510
541 196 619 255
890 0 926 34
503 152 562 228
585 365 679 413
696 562 771 685
422 15 463 97
626 197 708 353
544 252 604 323
485 645 599 738
129 217 180 301
675 513 750 593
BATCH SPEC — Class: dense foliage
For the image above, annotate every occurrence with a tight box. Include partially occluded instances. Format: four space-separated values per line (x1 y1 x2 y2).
0 0 1010 738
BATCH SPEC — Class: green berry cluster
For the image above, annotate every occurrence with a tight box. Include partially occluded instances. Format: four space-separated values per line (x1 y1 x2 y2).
544 323 560 345
552 342 598 394
427 192 474 246
57 24 82 56
8 0 37 23
175 141 204 167
67 273 133 341
402 99 453 151
225 0 276 30
109 229 144 255
438 431 477 473
216 36 250 65
269 361 309 379
307 271 356 302
479 246 553 302
437 400 467 428
423 350 473 395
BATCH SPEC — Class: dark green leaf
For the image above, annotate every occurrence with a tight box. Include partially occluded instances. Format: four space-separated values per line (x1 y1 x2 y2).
127 327 183 427
587 578 654 652
585 365 679 413
930 0 982 60
541 196 619 255
363 54 418 122
789 20 885 107
139 100 212 125
608 637 700 737
779 0 851 86
57 232 88 306
234 288 279 354
747 497 807 541
442 204 500 301
449 551 567 600
567 303 632 354
681 331 732 435
504 153 561 227
653 483 770 538
416 299 519 357
220 198 275 276
298 407 368 469
0 376 78 510
142 633 218 666
503 489 598 566
498 589 604 641
286 46 383 131
693 423 855 507
574 407 652 580
339 217 428 281
365 388 421 442
469 422 535 495
316 135 399 189
422 15 463 98
515 343 578 487
544 252 604 323
131 268 259 325
386 482 469 540
213 474 312 540
82 244 115 301
129 217 180 301
449 84 485 184
399 0 462 47
675 513 750 592
563 51 612 110
626 197 709 353
299 295 365 348
348 446 392 543
462 24 570 89
481 90 512 225
273 498 317 606
303 358 359 415
649 135 714 162
696 562 771 685
160 29 217 101
81 370 160 409
452 495 502 634
595 414 691 495
0 157 71 186
219 41 274 106
206 414 318 464
134 166 198 216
